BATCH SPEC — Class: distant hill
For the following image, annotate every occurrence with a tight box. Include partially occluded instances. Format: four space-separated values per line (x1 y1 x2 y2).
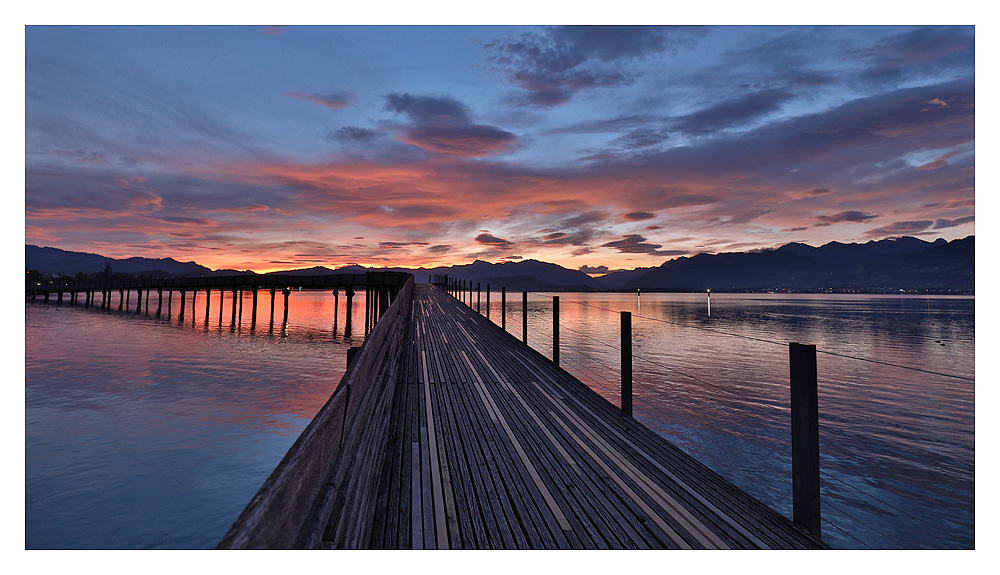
24 245 248 278
620 236 973 291
26 235 974 292
414 259 606 291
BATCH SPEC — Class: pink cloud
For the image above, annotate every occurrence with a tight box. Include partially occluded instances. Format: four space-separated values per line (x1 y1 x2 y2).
283 91 352 110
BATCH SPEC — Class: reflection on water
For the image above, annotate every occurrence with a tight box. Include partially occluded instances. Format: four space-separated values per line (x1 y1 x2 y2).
26 289 974 549
25 289 363 549
481 292 974 550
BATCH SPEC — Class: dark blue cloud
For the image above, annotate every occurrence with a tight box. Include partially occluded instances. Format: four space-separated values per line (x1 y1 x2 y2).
487 26 705 107
853 26 974 86
385 93 518 157
677 89 797 135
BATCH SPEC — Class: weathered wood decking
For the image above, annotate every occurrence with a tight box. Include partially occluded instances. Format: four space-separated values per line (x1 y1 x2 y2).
219 282 827 549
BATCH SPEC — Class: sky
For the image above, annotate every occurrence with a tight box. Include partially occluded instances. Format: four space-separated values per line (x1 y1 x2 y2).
23 19 976 274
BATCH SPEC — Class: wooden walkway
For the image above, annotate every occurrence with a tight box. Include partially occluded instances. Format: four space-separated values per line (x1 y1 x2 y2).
317 284 826 549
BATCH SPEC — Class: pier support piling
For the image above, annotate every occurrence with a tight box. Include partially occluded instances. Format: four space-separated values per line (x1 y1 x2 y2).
282 287 291 335
553 296 560 366
501 287 506 330
251 287 258 330
789 342 821 539
522 291 528 344
345 286 354 336
621 311 633 417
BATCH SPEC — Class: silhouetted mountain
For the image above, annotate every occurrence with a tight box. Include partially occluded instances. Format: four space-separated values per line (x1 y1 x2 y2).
414 259 606 291
26 236 973 292
624 236 973 291
595 267 656 289
24 245 249 277
268 266 340 275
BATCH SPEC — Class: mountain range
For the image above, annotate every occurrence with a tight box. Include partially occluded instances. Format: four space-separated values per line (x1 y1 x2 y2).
25 235 974 292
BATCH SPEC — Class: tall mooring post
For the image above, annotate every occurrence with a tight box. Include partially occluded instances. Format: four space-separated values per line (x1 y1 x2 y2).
552 296 560 366
251 287 259 330
501 287 506 330
281 287 291 335
333 289 339 331
157 288 163 317
345 286 355 336
789 342 821 538
477 283 481 314
205 288 211 323
522 291 528 344
486 284 491 320
269 288 276 328
179 288 186 320
231 288 238 327
621 311 633 417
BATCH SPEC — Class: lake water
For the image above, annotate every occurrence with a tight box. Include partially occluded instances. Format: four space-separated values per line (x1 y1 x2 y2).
24 287 974 549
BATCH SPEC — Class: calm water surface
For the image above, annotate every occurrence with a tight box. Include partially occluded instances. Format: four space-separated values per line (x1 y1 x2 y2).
25 288 974 549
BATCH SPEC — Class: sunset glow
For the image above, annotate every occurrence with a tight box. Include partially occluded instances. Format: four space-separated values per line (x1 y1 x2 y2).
25 23 975 273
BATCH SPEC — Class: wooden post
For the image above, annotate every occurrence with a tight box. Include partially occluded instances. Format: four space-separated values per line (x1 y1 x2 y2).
522 291 528 343
333 289 339 332
190 289 196 321
345 286 354 336
552 296 560 366
621 311 633 417
789 342 821 538
486 284 490 320
501 287 506 331
282 287 291 334
231 288 238 327
157 288 163 317
477 283 481 314
119 289 125 311
136 288 142 313
179 288 186 320
251 287 259 330
238 288 244 323
365 284 371 334
379 285 389 319
269 288 276 328
205 288 211 323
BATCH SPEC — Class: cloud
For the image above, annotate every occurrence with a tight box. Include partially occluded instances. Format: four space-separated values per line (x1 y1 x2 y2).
915 149 959 170
385 93 518 157
475 233 516 251
330 126 379 141
853 26 974 86
922 97 949 112
624 211 655 221
284 90 353 110
816 210 879 224
379 241 430 249
578 265 609 274
932 216 974 229
864 220 935 238
601 234 684 256
486 26 704 107
676 89 796 135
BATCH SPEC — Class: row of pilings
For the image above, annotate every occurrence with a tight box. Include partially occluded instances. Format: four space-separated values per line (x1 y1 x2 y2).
26 271 412 337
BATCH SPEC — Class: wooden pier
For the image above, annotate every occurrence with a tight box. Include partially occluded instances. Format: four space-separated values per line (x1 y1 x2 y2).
218 281 827 549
